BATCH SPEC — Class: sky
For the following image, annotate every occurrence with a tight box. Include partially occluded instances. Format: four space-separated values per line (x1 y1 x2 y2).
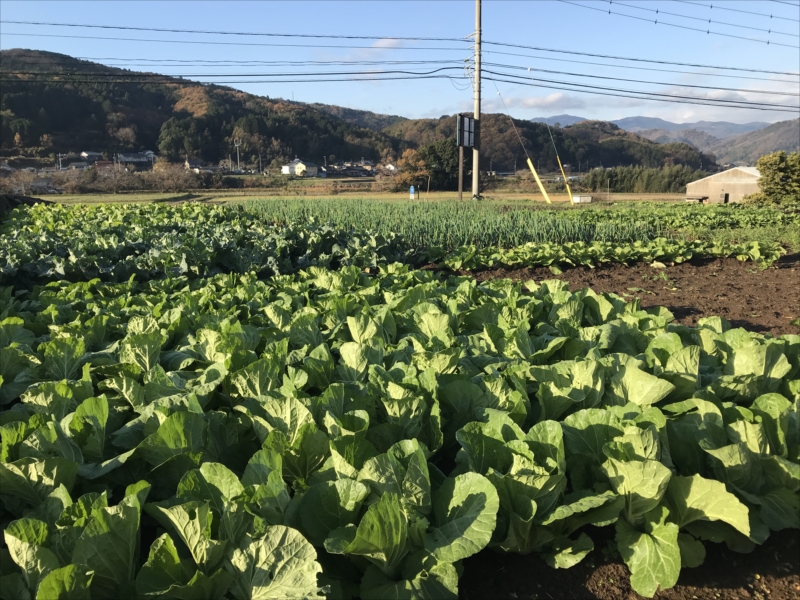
1 0 799 125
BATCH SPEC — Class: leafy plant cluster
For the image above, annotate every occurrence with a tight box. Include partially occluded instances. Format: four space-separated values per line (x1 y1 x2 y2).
1 204 785 293
1 265 798 598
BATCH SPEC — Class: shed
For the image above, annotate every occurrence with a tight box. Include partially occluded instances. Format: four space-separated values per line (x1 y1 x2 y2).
685 167 760 204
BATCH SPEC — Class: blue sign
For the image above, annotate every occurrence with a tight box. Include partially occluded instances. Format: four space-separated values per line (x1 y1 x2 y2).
409 186 415 199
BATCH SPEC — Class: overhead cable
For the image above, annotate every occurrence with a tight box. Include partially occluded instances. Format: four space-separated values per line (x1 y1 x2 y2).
558 1 799 48
483 76 799 113
482 40 800 76
0 32 466 52
482 69 800 110
0 20 469 42
482 63 799 96
609 0 798 37
675 1 800 22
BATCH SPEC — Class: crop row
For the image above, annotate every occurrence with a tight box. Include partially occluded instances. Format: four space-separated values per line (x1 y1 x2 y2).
1 265 798 598
0 204 785 291
245 197 800 245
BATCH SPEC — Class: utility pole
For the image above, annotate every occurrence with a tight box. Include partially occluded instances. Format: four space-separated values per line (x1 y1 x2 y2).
234 139 241 172
471 0 481 199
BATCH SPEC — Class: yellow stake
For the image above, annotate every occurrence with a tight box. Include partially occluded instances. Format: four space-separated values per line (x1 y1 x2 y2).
526 158 552 204
556 156 573 203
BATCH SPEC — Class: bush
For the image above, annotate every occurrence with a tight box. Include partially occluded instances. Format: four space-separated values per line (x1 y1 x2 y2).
745 150 800 205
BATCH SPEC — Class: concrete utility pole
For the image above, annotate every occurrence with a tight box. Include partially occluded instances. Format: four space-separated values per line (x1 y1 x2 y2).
234 139 241 171
472 0 481 199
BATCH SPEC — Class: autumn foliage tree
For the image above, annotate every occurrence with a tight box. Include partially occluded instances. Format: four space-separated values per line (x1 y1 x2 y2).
395 149 429 189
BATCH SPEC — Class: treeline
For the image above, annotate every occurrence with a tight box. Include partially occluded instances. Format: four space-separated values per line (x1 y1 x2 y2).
581 165 709 193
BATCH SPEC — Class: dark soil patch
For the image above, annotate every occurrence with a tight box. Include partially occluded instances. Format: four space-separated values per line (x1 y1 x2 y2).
463 253 800 338
460 527 800 600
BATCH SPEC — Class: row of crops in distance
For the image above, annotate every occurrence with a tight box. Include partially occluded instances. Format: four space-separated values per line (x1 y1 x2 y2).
0 203 786 292
244 198 800 249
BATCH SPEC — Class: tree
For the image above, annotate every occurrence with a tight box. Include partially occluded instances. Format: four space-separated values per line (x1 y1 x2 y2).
417 138 465 191
747 150 800 205
395 149 429 189
13 132 23 147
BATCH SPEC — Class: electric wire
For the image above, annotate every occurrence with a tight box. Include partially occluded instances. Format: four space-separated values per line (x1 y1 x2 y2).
608 0 798 37
483 75 797 112
0 32 467 51
675 1 800 22
6 62 795 97
482 41 800 76
483 69 799 109
6 51 796 84
557 1 800 48
482 49 798 84
481 62 799 96
0 20 470 42
491 80 531 160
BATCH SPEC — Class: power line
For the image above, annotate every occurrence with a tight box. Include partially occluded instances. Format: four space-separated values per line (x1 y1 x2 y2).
770 0 800 7
480 49 799 84
8 58 795 97
676 1 800 22
558 1 800 48
485 49 799 84
0 74 469 85
0 20 469 43
482 69 799 111
0 32 467 52
482 62 799 96
4 50 796 84
5 31 796 75
483 75 798 113
482 40 800 76
608 0 798 37
1 66 466 79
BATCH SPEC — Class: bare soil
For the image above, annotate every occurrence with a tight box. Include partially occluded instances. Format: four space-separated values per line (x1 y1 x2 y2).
460 528 800 600
456 254 799 599
464 253 800 338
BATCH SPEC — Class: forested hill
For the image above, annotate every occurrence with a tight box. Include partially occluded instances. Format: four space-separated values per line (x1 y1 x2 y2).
1 49 714 171
0 49 398 166
382 117 716 172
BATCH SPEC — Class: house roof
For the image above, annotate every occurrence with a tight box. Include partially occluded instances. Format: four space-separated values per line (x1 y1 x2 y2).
285 158 317 167
687 166 760 185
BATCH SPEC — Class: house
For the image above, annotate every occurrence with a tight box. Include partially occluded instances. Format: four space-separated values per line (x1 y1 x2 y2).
185 158 203 170
281 158 318 177
69 162 89 170
93 161 115 172
81 151 103 163
117 153 152 169
0 162 15 172
342 165 370 177
685 167 760 204
382 164 397 173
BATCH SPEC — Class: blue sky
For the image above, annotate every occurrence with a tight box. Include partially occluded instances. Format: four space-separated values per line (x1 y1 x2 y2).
1 0 798 124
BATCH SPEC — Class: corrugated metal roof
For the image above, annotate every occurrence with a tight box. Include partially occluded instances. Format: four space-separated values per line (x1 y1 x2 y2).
686 166 760 185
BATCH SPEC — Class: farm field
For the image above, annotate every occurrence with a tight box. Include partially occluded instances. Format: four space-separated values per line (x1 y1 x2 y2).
1 200 798 600
50 191 686 205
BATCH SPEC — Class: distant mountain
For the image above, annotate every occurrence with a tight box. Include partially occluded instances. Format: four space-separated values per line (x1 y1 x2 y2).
308 103 407 131
530 115 771 139
611 117 769 138
385 118 715 172
530 114 587 126
635 128 720 153
707 119 800 165
0 49 716 172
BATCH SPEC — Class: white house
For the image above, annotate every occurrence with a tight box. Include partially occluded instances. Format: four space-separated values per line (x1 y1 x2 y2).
80 151 103 162
281 158 318 177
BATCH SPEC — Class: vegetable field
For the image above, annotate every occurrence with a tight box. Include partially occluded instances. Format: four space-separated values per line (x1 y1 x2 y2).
1 201 798 599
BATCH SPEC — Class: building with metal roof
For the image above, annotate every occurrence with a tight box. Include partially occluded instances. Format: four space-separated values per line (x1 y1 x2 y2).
685 167 761 204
